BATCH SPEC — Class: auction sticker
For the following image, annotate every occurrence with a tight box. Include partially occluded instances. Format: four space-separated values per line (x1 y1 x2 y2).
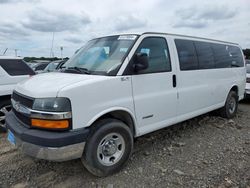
118 35 137 40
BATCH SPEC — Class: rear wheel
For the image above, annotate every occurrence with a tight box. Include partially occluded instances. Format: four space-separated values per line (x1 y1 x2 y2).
82 119 133 177
0 100 11 133
220 91 238 119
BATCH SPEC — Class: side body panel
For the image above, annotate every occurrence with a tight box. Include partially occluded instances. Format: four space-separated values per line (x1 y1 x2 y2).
58 76 136 131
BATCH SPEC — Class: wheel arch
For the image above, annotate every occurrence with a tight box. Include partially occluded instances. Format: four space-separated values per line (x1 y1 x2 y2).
86 107 137 137
230 85 238 96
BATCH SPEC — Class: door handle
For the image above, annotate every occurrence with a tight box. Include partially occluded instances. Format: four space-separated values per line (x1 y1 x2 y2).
172 75 177 88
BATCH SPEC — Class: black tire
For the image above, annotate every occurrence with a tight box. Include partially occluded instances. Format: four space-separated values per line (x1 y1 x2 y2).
0 99 11 133
82 118 133 177
219 91 238 119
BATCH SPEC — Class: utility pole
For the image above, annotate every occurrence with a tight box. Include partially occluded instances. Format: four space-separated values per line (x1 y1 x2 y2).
50 32 55 58
60 46 63 60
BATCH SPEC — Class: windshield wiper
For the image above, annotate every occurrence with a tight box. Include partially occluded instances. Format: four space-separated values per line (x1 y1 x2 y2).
65 67 91 74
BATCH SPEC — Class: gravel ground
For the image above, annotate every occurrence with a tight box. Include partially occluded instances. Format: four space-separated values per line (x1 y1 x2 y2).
0 101 250 188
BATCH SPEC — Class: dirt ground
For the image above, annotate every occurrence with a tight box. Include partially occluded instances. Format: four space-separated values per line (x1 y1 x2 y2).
0 101 250 188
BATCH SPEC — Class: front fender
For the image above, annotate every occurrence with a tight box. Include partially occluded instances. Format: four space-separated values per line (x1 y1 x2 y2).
86 107 137 134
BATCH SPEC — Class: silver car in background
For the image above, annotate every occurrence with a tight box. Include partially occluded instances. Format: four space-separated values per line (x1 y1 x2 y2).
246 60 250 98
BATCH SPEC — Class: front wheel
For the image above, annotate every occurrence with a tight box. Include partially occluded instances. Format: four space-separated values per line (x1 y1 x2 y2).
82 119 133 177
219 91 238 119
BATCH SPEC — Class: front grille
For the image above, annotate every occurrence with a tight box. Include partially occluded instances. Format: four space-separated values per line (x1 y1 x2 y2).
13 108 31 127
12 91 34 108
12 91 34 127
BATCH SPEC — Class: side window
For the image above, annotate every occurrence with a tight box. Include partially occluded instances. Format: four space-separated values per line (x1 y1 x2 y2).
228 46 244 67
175 39 198 70
211 44 231 68
0 59 35 76
135 37 171 74
194 41 215 69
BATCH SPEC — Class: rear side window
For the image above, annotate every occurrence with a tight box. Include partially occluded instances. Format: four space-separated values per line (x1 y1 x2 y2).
194 41 215 69
175 39 198 70
211 44 231 68
135 37 171 74
228 46 244 67
176 39 244 70
0 59 35 76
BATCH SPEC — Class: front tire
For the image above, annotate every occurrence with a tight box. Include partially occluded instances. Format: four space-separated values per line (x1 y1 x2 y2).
82 119 133 177
220 91 238 119
0 100 11 133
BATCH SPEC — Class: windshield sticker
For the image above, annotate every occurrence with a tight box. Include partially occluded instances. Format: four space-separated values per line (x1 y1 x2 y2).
118 35 137 40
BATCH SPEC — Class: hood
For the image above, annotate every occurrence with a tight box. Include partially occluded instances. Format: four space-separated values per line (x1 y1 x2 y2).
15 72 105 98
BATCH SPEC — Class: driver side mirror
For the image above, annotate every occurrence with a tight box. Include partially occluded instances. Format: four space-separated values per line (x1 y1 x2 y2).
133 53 149 72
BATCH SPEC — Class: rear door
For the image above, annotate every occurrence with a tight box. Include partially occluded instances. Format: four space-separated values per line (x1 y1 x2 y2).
128 35 178 135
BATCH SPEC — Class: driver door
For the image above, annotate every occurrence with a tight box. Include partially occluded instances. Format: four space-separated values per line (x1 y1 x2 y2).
129 36 177 135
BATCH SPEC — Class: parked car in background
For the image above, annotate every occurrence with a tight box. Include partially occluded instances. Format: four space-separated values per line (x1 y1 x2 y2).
43 59 67 73
0 56 35 132
32 62 50 73
6 33 245 176
246 59 250 65
246 63 250 98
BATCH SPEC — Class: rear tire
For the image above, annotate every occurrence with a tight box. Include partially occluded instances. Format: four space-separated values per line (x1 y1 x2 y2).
82 118 133 177
0 99 11 133
219 91 238 119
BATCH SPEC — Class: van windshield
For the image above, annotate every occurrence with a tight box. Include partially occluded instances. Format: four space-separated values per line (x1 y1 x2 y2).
64 35 137 75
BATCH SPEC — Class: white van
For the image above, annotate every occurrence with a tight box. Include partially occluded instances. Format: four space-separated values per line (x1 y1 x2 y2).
6 33 246 176
0 56 35 132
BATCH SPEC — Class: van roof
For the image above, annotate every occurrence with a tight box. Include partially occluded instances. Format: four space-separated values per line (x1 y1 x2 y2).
141 32 238 45
0 56 23 60
96 32 238 46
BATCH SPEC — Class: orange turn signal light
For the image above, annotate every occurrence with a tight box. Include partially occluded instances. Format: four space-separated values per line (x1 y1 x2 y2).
31 119 69 129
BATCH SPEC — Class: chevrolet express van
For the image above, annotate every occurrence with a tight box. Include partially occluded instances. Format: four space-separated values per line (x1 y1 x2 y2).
6 33 246 176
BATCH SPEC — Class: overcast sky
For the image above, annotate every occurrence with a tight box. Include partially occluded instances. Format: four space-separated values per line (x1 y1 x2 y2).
0 0 249 57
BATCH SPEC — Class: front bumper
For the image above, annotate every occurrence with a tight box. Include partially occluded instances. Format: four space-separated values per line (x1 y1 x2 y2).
6 111 90 162
14 136 85 161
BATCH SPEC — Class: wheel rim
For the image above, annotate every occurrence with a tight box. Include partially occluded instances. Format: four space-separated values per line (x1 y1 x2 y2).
0 105 11 128
228 97 236 114
97 133 125 166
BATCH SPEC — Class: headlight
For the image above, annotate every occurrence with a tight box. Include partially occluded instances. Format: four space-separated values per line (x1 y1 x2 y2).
32 98 71 112
31 98 71 130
